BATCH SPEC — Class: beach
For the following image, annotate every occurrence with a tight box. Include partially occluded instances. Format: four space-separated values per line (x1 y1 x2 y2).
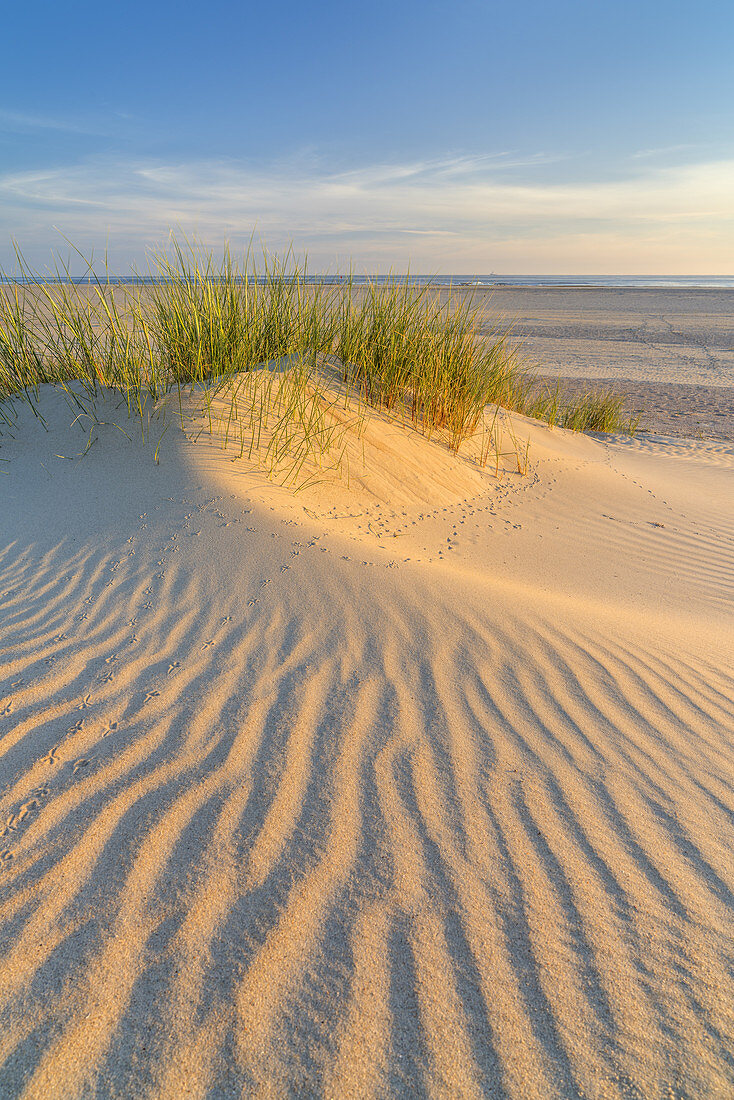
1 289 733 1098
9 282 734 439
478 287 734 386
474 286 734 442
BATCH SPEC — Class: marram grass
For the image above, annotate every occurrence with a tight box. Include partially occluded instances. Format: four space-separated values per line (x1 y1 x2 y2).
0 240 639 484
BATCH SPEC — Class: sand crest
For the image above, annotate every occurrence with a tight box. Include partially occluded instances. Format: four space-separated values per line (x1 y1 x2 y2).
1 387 733 1098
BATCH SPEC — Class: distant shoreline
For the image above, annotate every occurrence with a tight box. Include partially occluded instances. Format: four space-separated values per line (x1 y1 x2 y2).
3 276 734 290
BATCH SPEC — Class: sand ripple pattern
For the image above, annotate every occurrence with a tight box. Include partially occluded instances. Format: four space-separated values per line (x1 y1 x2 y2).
1 503 733 1100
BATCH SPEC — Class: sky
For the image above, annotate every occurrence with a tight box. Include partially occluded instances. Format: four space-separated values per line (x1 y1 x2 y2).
1 0 733 274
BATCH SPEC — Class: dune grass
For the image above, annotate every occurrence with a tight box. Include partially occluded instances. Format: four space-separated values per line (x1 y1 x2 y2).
507 375 641 433
0 239 639 481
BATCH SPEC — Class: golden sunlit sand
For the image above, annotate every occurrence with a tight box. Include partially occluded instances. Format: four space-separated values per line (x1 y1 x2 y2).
1 382 733 1098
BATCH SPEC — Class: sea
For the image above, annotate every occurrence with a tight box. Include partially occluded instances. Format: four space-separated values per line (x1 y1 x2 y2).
3 275 734 289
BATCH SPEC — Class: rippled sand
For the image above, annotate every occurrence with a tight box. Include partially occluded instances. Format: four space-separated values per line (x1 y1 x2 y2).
1 388 733 1098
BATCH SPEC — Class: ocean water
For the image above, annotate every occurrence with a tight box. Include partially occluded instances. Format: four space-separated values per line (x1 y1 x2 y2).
443 275 734 289
3 274 734 288
450 275 734 289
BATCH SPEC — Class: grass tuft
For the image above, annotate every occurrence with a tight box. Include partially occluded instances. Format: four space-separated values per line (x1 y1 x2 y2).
0 238 640 485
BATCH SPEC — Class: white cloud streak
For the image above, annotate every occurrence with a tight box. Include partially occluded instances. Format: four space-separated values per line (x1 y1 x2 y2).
1 153 733 273
0 108 106 136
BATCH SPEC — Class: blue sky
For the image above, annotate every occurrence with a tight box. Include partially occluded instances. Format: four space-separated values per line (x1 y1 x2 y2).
1 0 733 273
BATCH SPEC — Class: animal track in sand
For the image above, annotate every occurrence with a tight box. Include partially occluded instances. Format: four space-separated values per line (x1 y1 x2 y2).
167 662 180 675
101 721 118 737
1 789 46 837
143 691 160 704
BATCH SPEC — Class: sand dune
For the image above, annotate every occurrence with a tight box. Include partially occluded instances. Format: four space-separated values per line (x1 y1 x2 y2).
1 388 733 1098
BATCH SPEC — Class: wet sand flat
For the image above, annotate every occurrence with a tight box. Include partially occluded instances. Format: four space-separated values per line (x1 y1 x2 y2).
472 286 734 441
474 286 734 388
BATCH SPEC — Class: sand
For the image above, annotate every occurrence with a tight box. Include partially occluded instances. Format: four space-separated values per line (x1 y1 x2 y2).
476 286 734 443
476 286 734 388
532 377 734 444
7 283 734 439
1 374 733 1098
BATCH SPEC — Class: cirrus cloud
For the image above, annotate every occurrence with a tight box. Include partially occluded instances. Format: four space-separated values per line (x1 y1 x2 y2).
1 152 733 273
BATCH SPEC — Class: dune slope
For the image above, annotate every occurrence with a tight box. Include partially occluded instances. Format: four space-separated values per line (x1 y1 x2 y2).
1 389 733 1099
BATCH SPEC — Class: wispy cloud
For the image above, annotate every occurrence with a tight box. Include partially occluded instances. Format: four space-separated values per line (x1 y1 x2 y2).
0 107 106 136
1 152 733 272
630 143 701 160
